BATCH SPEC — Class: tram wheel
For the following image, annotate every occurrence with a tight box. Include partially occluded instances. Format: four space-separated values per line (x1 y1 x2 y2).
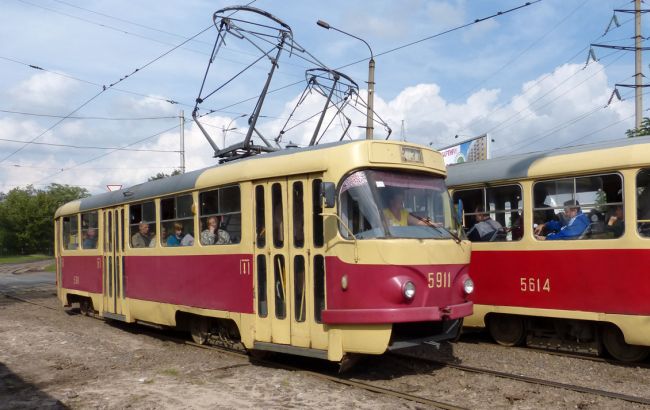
488 315 526 347
602 324 649 362
79 299 92 316
190 317 210 345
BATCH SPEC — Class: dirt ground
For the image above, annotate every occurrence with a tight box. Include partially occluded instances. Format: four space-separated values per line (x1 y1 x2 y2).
2 261 650 409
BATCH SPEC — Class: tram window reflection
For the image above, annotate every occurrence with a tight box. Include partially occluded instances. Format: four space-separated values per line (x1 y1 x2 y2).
62 215 79 250
313 179 324 248
453 185 522 242
161 194 195 247
293 182 305 248
129 201 155 248
274 255 286 319
255 186 266 248
199 185 240 245
294 255 306 322
257 255 267 318
313 255 325 323
81 211 99 249
533 173 623 240
638 168 650 237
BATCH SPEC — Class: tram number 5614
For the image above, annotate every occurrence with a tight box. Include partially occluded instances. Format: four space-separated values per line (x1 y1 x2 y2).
520 277 550 293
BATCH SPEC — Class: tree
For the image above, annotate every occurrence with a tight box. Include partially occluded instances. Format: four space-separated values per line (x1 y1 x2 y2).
0 184 89 255
147 169 182 181
625 117 650 138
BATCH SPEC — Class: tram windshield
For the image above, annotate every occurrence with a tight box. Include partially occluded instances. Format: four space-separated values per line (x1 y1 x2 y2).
339 170 463 240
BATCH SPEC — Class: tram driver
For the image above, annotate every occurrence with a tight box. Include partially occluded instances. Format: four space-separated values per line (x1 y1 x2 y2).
534 199 590 240
382 189 434 227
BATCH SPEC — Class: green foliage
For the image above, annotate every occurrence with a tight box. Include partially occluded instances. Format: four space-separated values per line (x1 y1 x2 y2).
0 184 89 256
625 117 650 138
148 169 182 181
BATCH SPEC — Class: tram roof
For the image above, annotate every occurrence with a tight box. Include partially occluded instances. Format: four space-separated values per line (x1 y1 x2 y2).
57 139 446 216
445 136 650 187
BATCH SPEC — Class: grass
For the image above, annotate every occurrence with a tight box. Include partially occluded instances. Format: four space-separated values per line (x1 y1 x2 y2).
0 254 52 264
160 368 180 377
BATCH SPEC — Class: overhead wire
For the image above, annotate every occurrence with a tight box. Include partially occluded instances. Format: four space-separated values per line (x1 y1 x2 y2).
454 15 634 137
0 109 176 120
0 23 213 165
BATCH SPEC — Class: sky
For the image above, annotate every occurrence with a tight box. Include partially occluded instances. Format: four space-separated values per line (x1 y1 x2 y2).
0 0 644 194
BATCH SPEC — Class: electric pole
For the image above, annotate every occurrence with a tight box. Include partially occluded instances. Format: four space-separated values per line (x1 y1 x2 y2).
592 0 649 131
180 110 185 174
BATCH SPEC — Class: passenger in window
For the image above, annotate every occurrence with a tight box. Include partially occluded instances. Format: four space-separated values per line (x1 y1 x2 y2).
132 222 152 248
605 205 624 238
167 223 184 246
200 216 231 245
181 232 194 246
534 200 589 240
638 181 650 236
382 189 434 227
467 206 503 241
83 228 98 249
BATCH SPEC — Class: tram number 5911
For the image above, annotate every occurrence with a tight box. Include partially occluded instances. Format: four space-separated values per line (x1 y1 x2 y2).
428 272 451 288
520 277 550 293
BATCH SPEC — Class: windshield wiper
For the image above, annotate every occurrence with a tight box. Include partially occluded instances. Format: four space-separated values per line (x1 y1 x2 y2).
409 213 462 244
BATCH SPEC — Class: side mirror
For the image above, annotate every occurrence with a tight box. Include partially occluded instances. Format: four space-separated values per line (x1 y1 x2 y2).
321 182 336 208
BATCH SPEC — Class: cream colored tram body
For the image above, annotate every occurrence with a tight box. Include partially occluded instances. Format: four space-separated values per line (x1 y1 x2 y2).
447 136 650 362
55 140 473 362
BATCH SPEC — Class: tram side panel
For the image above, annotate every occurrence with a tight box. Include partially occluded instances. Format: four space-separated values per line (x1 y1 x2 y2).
123 254 254 313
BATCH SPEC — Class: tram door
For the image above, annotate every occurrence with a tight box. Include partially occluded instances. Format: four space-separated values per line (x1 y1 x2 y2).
253 178 310 346
102 208 124 317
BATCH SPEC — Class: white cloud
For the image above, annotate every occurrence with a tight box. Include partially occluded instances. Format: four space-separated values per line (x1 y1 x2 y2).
8 71 80 110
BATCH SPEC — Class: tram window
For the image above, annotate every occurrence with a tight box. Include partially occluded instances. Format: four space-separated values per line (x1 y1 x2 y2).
81 211 99 249
533 173 623 240
313 255 325 323
255 186 266 248
313 179 324 248
199 185 241 245
274 255 286 319
453 185 522 242
256 255 267 317
129 201 155 248
272 183 284 248
294 255 306 322
637 169 650 237
62 215 79 250
161 194 195 247
293 182 305 248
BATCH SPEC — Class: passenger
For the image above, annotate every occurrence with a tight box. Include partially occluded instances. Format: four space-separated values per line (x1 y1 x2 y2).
167 222 184 247
83 228 97 249
605 205 625 238
534 199 590 240
638 179 650 235
467 206 503 242
131 222 151 248
382 189 433 227
200 216 231 245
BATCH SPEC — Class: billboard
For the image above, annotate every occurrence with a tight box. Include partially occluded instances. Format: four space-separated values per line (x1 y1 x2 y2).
439 134 489 166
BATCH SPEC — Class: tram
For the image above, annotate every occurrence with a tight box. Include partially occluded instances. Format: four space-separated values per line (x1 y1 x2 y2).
54 140 474 362
446 136 650 362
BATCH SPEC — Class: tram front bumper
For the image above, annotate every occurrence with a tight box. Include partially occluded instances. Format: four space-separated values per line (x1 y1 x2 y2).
321 301 473 324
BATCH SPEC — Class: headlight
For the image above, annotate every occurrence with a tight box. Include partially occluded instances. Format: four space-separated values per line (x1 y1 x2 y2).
463 278 474 295
403 281 416 300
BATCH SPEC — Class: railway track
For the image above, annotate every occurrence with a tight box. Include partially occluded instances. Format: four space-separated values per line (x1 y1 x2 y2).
6 290 650 408
390 351 650 406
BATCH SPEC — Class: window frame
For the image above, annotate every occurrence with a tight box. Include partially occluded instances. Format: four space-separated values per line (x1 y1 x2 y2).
198 184 241 246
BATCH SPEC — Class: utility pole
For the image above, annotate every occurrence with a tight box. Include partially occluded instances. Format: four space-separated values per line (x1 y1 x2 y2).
635 0 643 130
180 110 185 174
400 120 406 142
592 1 649 132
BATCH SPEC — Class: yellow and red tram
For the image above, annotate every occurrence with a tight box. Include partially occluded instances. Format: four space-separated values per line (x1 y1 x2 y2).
447 136 650 362
55 140 474 362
